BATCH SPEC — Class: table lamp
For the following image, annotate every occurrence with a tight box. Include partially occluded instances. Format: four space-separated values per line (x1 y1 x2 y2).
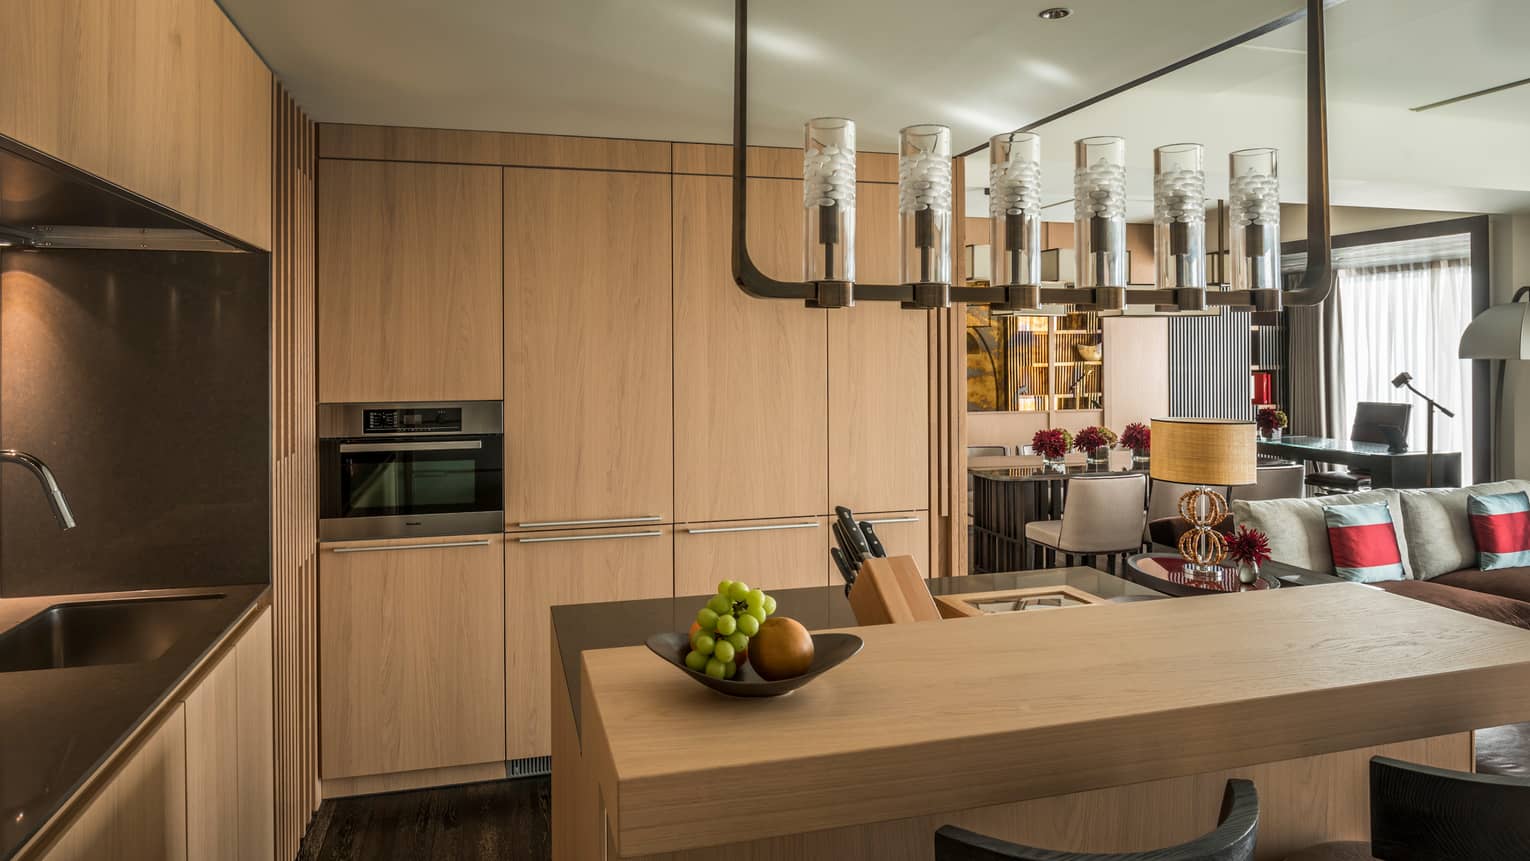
1150 417 1257 575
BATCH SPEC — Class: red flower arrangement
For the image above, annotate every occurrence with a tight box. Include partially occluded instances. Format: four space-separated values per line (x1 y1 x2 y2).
1120 422 1150 452
1073 425 1118 453
1227 525 1272 567
1031 428 1072 459
1256 407 1289 433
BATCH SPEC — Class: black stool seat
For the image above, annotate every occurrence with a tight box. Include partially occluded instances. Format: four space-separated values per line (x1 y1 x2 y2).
1305 471 1370 493
1281 843 1375 861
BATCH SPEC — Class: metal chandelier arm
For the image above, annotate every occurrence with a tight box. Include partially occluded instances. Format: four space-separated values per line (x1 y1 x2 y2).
1283 0 1335 307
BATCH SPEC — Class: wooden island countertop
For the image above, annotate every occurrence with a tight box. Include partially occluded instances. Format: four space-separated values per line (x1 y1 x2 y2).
576 583 1530 859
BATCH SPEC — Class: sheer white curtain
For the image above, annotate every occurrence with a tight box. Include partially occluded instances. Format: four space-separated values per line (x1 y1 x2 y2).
1336 259 1474 475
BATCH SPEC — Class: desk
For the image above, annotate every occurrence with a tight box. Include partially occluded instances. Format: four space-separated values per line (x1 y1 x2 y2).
969 452 1142 572
1257 434 1462 489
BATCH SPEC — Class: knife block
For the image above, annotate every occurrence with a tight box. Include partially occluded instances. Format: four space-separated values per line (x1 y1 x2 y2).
848 555 942 626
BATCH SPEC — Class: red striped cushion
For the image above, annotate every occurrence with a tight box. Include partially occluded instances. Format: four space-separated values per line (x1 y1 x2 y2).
1469 491 1530 571
1324 503 1406 583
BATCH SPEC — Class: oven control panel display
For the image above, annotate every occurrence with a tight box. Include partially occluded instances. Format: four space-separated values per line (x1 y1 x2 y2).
363 407 463 434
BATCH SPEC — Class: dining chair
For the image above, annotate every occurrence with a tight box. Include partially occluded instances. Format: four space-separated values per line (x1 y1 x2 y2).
1232 463 1305 502
1024 473 1147 574
1282 756 1530 860
935 779 1258 860
968 445 1008 458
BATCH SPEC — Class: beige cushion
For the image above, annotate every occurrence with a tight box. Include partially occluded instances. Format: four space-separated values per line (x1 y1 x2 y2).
1397 480 1530 580
1024 520 1063 547
1232 489 1410 577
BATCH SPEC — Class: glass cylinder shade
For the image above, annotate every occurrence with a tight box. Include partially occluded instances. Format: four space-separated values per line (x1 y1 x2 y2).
898 124 953 286
803 118 857 283
1073 136 1127 289
989 132 1042 288
1153 143 1206 290
1229 148 1280 292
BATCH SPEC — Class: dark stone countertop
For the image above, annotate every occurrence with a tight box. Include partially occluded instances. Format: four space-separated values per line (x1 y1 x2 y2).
551 568 1158 738
0 583 270 860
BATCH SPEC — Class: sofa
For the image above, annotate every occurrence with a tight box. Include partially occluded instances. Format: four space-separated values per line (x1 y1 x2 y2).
1229 479 1530 627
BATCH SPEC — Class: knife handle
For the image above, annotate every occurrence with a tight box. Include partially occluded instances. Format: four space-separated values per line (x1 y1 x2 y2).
836 507 873 560
859 521 887 558
830 547 857 587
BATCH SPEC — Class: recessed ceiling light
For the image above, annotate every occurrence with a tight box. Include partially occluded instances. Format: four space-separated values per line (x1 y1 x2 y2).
1038 7 1071 20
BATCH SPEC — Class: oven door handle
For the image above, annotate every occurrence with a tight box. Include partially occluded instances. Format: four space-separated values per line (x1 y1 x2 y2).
338 440 484 453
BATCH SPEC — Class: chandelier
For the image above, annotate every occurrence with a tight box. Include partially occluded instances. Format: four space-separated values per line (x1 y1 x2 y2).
729 0 1337 315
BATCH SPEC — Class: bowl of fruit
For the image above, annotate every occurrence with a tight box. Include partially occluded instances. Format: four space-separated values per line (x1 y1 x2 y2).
646 580 862 698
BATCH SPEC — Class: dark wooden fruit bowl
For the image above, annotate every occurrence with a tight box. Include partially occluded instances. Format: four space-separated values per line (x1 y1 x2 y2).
645 631 863 697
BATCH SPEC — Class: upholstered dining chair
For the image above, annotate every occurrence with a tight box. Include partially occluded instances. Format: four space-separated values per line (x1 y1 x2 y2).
1282 756 1530 860
935 779 1258 860
1232 463 1305 502
1146 479 1230 525
1024 473 1147 574
968 445 1008 458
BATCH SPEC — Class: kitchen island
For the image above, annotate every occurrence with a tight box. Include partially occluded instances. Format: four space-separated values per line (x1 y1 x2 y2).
553 575 1530 860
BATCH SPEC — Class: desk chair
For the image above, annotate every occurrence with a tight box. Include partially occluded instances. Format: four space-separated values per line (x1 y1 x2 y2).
1305 402 1408 495
1283 756 1530 860
935 779 1258 861
1025 473 1147 574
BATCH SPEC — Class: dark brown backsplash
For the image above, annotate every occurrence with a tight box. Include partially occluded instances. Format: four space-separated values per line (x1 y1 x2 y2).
0 249 269 596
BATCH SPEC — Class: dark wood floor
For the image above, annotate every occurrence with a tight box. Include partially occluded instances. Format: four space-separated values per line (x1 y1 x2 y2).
298 776 551 861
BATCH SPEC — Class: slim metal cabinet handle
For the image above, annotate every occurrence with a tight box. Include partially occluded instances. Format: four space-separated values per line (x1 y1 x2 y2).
329 539 494 554
516 530 664 544
863 516 919 525
515 515 663 528
684 522 819 535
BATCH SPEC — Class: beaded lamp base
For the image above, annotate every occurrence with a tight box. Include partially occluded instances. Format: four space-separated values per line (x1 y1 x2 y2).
1176 486 1229 574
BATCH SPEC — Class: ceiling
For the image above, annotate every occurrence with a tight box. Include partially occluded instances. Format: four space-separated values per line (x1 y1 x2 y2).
964 0 1530 219
218 0 1301 152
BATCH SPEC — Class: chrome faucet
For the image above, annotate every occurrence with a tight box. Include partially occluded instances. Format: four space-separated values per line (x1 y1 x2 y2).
1 450 76 529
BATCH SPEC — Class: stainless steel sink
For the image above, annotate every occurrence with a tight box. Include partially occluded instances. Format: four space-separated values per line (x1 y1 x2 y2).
0 595 224 673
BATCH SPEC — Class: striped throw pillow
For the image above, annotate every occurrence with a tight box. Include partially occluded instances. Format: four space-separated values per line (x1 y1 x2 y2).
1324 502 1407 583
1468 491 1530 571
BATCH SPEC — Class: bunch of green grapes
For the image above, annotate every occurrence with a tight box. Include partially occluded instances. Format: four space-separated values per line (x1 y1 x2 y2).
685 579 778 680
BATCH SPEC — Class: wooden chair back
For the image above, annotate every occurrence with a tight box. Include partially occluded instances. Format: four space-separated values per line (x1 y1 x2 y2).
934 779 1258 860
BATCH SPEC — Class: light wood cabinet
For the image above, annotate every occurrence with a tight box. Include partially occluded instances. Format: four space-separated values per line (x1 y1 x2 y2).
0 0 272 248
825 511 930 584
38 705 187 861
504 168 673 528
504 526 673 760
673 175 827 522
828 182 930 514
317 159 503 403
185 607 274 861
675 517 830 598
319 535 506 778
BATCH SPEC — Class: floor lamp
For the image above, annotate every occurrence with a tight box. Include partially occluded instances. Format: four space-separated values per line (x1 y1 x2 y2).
1459 286 1530 480
1391 372 1453 488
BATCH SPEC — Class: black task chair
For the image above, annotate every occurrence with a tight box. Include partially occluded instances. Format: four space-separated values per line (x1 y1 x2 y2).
1284 756 1530 860
935 779 1258 861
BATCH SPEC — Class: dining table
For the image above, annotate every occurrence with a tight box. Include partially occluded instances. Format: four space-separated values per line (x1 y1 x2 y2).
968 450 1144 573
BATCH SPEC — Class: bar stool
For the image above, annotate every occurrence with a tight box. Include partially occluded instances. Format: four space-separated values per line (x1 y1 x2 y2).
1024 473 1147 574
935 779 1258 860
1282 756 1530 860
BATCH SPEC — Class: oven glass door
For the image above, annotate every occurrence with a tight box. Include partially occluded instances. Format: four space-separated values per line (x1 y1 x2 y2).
328 435 502 519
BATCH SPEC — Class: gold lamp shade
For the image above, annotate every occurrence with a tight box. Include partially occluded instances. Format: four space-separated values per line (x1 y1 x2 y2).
1150 417 1258 487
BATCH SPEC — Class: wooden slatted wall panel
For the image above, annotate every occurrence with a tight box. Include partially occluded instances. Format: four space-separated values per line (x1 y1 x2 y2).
1168 310 1254 420
272 84 319 860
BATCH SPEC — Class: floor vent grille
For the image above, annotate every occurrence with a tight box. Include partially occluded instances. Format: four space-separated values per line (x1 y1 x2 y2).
509 755 551 778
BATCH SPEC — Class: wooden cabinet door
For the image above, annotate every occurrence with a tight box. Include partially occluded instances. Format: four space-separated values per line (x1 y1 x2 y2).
318 160 503 402
234 609 274 861
829 182 930 514
505 526 673 760
675 517 830 598
504 168 673 529
825 511 930 584
186 648 239 861
673 175 827 522
40 704 188 861
319 535 506 779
